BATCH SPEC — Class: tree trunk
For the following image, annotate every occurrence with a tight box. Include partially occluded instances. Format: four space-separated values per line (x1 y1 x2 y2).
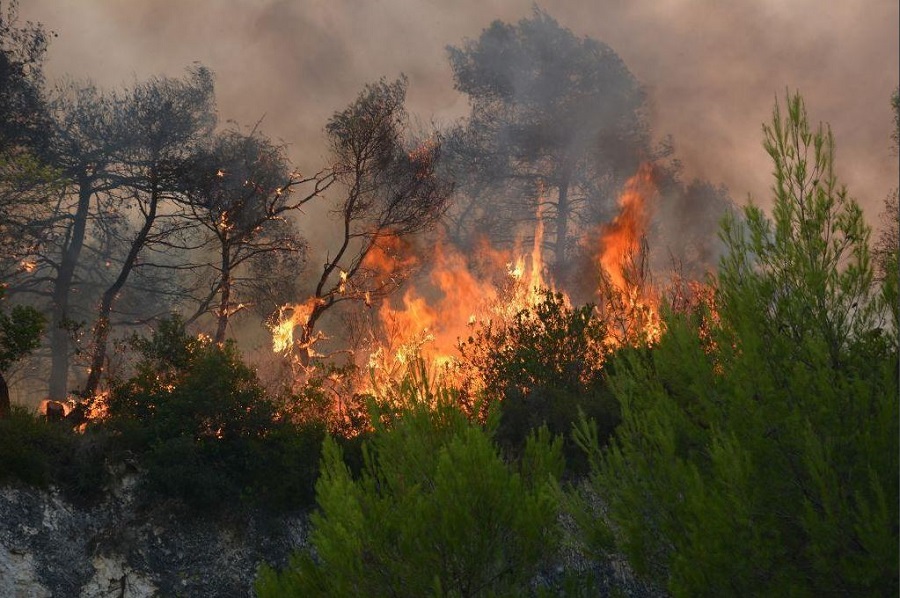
83 188 159 397
554 175 571 271
0 372 10 419
48 177 93 400
214 244 231 344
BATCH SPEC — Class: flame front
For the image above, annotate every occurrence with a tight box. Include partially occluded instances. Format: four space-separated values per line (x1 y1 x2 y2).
271 164 664 413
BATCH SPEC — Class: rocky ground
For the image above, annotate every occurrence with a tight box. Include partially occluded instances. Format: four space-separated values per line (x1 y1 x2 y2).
0 475 663 597
0 477 306 597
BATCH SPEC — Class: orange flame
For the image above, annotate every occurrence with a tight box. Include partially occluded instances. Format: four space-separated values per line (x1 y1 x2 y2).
270 297 325 354
371 241 499 376
362 234 419 284
596 163 663 345
598 163 655 292
272 164 668 422
364 196 557 392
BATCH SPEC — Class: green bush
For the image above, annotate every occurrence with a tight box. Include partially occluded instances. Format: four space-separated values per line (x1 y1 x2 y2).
576 93 899 595
0 406 108 502
459 290 618 474
0 292 46 418
0 406 59 487
257 383 563 597
99 316 324 512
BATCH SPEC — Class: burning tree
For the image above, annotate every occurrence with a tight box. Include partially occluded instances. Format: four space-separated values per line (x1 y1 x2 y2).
446 8 652 273
181 127 334 343
275 77 452 368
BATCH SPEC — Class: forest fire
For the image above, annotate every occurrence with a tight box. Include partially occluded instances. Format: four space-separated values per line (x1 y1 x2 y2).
2 5 892 593
271 164 663 393
595 163 664 346
597 163 655 292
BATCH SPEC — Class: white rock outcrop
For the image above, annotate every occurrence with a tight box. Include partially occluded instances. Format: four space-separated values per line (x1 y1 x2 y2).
0 482 307 596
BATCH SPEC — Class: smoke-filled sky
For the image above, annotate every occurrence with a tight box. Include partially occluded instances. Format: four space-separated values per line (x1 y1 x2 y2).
20 0 900 223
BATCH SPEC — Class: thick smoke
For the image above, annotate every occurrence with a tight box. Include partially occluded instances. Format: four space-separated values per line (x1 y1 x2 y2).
20 0 899 220
6 0 898 408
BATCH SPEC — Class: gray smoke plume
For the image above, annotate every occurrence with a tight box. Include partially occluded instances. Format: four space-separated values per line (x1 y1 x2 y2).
6 0 898 407
21 0 898 220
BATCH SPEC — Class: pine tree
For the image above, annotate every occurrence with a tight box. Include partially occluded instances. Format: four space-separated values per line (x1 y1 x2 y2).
257 372 563 597
576 92 899 595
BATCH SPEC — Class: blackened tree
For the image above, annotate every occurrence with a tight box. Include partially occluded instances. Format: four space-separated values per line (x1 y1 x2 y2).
286 77 452 364
182 127 334 342
82 67 216 397
37 82 126 400
446 9 652 271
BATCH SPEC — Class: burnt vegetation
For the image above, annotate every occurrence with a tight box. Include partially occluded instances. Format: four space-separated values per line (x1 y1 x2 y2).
0 4 897 595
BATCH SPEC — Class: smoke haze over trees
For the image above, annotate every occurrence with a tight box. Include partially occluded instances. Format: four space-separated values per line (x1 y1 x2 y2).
18 0 898 223
445 8 652 269
0 0 894 404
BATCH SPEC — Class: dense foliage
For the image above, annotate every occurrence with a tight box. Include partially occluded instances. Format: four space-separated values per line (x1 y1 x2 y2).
257 379 563 597
575 93 899 595
459 290 619 473
0 406 107 502
98 317 325 511
0 287 45 417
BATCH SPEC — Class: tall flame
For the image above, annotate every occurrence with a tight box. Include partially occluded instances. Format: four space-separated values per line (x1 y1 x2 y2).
596 163 663 345
598 163 655 292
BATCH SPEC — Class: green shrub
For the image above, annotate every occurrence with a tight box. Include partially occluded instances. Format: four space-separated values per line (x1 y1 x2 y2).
244 421 328 510
459 290 618 474
0 406 57 487
99 316 324 512
576 93 899 595
257 384 563 597
0 292 46 418
0 406 108 502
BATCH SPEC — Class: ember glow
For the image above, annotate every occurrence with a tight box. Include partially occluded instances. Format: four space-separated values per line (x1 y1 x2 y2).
272 164 664 395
